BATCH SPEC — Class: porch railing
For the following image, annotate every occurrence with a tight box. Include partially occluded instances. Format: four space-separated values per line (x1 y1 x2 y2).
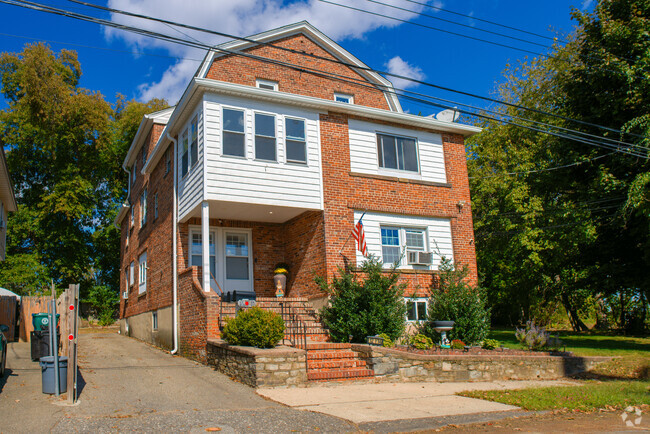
280 301 308 371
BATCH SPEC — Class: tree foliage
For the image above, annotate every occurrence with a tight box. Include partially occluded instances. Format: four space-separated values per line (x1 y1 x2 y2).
0 43 167 300
468 0 650 331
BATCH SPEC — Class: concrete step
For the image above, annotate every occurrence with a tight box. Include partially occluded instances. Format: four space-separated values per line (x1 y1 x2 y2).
307 368 374 381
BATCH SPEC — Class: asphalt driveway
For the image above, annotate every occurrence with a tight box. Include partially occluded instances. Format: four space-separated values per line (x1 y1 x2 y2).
0 331 355 433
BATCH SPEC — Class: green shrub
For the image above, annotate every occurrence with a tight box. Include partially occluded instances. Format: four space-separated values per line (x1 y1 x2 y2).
410 333 433 350
84 285 119 326
482 338 500 350
378 333 394 347
451 339 466 349
222 307 285 348
318 257 407 343
425 257 491 345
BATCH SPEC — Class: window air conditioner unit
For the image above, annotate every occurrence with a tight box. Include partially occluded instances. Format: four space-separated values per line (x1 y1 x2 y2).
123 291 129 299
407 251 433 265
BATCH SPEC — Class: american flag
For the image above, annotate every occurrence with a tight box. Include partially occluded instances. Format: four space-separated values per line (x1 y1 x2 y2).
352 217 368 257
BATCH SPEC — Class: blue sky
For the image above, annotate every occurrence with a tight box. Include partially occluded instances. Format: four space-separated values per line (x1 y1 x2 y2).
0 0 592 116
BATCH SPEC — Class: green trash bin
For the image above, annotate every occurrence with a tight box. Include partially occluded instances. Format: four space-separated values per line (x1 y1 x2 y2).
32 313 60 332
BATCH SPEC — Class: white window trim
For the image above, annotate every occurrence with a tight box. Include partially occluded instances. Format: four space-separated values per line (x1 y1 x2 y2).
189 115 199 169
129 261 134 287
130 206 134 228
222 106 247 159
256 78 278 91
253 111 278 162
376 131 421 174
131 163 136 186
140 189 147 227
284 116 308 165
334 92 354 104
405 297 428 322
138 252 147 294
152 311 158 331
380 225 429 269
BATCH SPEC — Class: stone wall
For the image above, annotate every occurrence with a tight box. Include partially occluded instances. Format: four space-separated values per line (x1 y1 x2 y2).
353 345 611 382
207 340 307 388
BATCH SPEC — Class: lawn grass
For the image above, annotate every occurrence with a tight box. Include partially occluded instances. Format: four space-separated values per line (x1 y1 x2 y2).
461 380 650 411
488 328 650 357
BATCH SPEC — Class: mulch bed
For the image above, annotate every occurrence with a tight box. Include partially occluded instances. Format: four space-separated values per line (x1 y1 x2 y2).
390 345 573 357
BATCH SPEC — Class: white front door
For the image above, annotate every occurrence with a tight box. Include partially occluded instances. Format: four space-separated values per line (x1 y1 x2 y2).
189 226 253 296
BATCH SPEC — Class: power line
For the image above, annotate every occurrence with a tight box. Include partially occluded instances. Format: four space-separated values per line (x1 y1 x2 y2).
2 0 648 159
398 0 566 44
64 0 648 141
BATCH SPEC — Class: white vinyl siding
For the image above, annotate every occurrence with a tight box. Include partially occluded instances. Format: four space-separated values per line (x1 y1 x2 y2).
348 119 447 184
202 94 322 212
177 106 204 221
355 211 453 270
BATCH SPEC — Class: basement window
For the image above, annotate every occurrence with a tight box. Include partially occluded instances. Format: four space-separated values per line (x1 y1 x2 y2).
152 311 158 331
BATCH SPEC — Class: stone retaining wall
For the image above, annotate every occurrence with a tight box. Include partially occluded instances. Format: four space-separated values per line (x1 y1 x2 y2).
352 344 612 383
207 339 307 388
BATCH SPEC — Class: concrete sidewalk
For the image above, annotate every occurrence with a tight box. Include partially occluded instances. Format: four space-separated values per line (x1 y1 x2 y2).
258 379 578 430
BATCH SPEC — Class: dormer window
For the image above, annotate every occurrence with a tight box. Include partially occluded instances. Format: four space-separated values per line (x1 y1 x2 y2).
256 79 278 91
334 93 354 104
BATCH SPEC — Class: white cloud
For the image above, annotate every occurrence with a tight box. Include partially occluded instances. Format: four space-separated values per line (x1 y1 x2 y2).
106 0 432 103
385 56 425 90
581 0 594 11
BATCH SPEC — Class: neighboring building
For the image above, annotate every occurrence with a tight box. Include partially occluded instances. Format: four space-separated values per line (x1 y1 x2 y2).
0 146 17 261
115 21 479 357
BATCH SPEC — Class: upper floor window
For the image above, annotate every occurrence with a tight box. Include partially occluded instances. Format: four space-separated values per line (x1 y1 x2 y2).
223 108 246 157
131 163 136 186
154 193 159 220
255 113 276 161
130 206 134 227
181 129 189 176
165 147 172 175
140 189 147 227
256 79 278 91
190 116 198 168
377 133 419 173
334 93 353 104
129 261 135 287
141 145 147 166
285 118 306 164
138 252 147 294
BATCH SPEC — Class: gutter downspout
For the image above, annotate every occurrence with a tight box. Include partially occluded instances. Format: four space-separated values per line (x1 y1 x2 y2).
168 132 179 355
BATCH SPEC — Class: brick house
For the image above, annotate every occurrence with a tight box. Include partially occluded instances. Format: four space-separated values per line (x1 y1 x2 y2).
115 21 480 359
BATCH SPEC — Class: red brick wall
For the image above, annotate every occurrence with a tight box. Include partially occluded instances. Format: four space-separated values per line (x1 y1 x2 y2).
207 34 391 110
178 266 208 361
319 113 478 296
119 123 174 319
283 211 326 298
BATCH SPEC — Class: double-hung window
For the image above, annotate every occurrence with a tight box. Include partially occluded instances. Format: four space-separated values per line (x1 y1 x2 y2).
131 163 136 186
153 193 158 220
138 252 147 294
223 108 245 157
129 261 134 287
255 113 276 161
406 298 428 322
285 118 306 163
181 129 189 176
190 230 216 278
189 116 198 168
130 206 134 227
165 147 171 174
380 226 428 267
377 133 419 172
140 189 147 227
142 146 147 166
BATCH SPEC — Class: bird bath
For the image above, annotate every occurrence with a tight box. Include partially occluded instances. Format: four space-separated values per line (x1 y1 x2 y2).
432 321 455 348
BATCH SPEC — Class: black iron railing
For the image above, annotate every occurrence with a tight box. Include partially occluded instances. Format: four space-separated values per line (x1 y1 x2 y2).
279 301 308 356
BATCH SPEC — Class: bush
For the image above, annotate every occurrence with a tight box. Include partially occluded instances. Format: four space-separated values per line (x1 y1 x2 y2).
222 307 285 348
319 257 407 343
410 333 433 350
515 320 550 351
85 285 119 326
378 333 394 348
451 339 466 349
425 257 491 345
482 338 500 350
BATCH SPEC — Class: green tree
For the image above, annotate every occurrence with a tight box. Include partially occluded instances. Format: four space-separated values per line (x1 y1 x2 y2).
468 0 650 331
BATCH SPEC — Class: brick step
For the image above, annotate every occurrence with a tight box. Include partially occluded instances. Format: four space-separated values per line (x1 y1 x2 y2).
308 359 368 370
307 350 357 360
307 368 374 382
256 297 309 302
305 342 350 350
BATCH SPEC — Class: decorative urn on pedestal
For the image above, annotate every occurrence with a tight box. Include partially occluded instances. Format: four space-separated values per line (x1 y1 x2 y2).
273 263 290 297
432 320 455 349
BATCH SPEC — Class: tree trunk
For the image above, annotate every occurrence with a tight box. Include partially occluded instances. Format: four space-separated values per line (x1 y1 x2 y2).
561 294 589 332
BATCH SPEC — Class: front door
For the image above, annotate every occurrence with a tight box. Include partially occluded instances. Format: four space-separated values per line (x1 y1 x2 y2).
222 230 253 294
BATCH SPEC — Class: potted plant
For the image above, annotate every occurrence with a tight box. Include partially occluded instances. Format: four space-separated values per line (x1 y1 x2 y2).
273 262 290 297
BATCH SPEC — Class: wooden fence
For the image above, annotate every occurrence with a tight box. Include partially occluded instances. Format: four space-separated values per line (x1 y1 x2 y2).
0 295 19 342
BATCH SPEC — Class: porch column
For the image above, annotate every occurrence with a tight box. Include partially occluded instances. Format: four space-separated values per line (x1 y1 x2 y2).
201 201 210 293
